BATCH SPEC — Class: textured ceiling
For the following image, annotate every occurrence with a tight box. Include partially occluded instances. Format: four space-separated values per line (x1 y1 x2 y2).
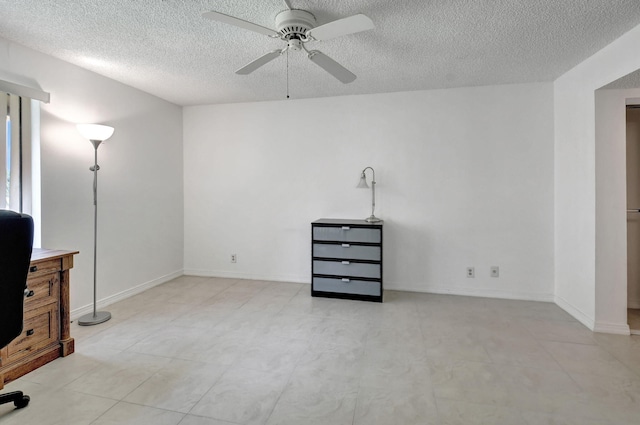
602 69 640 90
1 0 640 106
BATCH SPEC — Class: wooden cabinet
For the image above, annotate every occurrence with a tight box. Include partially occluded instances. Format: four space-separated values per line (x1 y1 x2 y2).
311 219 383 302
0 248 77 389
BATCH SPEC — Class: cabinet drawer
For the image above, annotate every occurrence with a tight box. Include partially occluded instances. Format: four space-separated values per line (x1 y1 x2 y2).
28 258 62 277
313 226 380 243
313 260 381 279
313 243 380 261
4 303 59 364
313 277 381 296
25 273 60 307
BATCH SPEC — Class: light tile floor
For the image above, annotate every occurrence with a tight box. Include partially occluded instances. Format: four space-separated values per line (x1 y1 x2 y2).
2 276 640 424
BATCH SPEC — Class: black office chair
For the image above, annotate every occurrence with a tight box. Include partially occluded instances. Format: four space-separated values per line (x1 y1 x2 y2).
0 210 34 409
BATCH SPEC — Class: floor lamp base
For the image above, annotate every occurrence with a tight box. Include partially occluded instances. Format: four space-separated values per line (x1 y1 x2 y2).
78 311 111 326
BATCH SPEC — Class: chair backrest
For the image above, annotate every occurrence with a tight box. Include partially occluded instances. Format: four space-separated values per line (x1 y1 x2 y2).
0 210 34 349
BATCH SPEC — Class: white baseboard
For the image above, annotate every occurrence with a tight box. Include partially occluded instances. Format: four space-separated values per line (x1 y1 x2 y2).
183 268 307 285
388 283 555 303
553 296 633 335
554 294 596 330
71 269 184 320
185 274 554 302
593 321 631 335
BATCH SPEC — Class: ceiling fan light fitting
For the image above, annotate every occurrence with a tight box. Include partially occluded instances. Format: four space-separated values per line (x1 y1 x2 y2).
275 9 316 40
288 39 303 51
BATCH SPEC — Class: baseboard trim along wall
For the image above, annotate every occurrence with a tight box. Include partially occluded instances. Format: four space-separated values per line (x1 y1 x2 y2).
390 283 555 303
554 295 631 335
593 320 631 335
185 272 556 303
554 294 596 331
628 300 640 309
71 269 184 320
183 269 308 285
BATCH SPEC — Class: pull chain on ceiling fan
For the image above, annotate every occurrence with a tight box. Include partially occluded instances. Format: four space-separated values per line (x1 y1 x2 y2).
202 2 374 84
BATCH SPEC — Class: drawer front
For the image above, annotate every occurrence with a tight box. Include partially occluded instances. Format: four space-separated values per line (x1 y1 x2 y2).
313 260 381 279
313 243 380 261
313 277 381 296
313 226 380 243
28 258 62 277
25 273 60 307
5 303 59 364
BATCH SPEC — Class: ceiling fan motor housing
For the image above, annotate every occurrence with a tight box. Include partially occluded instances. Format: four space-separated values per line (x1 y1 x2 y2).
275 9 316 40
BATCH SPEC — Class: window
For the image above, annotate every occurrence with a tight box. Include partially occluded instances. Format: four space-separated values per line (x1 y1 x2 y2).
1 89 43 246
0 80 48 247
1 92 30 212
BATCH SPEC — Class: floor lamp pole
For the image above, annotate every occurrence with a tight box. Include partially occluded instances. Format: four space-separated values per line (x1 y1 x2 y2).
78 137 111 326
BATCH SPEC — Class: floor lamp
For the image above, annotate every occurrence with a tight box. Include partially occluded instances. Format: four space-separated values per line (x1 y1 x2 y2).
76 124 114 326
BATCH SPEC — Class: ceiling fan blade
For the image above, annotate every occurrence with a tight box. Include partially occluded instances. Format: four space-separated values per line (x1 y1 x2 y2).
202 11 279 37
236 49 283 75
307 14 374 41
307 50 356 84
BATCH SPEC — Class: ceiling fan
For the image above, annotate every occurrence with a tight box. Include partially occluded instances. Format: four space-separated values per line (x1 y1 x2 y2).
202 2 374 84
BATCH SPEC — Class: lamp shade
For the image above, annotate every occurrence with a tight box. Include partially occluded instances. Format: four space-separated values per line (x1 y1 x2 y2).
357 173 369 188
77 124 114 142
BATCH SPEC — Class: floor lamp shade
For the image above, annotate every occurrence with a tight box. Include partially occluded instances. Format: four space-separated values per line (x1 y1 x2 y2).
76 124 114 142
357 173 369 189
76 123 114 326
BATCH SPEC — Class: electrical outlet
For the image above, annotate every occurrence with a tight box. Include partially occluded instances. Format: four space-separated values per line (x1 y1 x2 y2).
490 266 499 277
466 267 475 278
231 254 237 263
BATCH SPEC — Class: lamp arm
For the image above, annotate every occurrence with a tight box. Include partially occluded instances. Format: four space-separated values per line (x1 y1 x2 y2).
361 166 375 177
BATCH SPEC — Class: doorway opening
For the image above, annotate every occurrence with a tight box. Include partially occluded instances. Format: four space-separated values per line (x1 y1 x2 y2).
626 104 640 335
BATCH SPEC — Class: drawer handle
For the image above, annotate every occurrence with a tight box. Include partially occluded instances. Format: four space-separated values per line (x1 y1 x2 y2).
26 329 35 337
341 261 350 265
24 289 35 298
341 244 350 248
29 265 38 273
341 278 350 283
341 226 350 230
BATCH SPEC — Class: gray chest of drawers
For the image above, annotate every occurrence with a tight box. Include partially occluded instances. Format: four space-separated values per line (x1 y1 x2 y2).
311 219 383 302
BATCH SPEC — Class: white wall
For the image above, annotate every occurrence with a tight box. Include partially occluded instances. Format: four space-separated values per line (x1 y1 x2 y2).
0 37 184 315
184 83 555 301
554 24 640 333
